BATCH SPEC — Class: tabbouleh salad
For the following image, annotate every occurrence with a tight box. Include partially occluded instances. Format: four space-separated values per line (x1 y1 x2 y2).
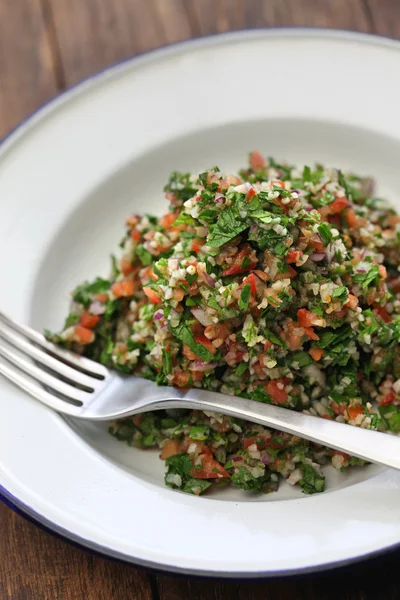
49 151 400 496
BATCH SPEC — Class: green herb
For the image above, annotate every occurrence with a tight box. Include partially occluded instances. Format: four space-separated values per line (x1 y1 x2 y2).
135 244 153 266
317 223 333 247
182 479 212 495
379 405 400 433
332 286 348 302
207 206 248 248
292 351 313 367
299 464 325 494
239 284 251 311
264 329 287 348
241 256 251 270
186 271 198 286
189 425 210 440
303 165 311 181
171 322 216 361
73 278 111 308
64 313 79 327
235 363 248 376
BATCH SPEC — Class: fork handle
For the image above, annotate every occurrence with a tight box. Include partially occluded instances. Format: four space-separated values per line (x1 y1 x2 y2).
143 388 400 471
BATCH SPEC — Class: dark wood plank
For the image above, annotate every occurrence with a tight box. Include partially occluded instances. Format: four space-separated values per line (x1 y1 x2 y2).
49 0 192 86
0 503 153 600
365 0 400 38
190 0 372 34
0 0 58 138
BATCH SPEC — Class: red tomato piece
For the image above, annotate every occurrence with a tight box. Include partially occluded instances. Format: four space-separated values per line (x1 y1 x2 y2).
79 312 100 329
191 454 229 479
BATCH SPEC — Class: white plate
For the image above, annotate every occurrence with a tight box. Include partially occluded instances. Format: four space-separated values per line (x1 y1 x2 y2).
2 28 400 577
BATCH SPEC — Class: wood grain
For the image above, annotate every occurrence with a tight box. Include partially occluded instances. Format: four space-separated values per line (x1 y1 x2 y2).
0 0 58 138
2 0 400 598
188 0 373 35
49 0 192 86
365 0 400 38
0 503 153 600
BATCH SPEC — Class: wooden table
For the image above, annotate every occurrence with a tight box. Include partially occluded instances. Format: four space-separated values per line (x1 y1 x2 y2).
1 1 400 598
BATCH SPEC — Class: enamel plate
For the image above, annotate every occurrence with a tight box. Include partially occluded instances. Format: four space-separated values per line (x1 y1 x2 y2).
2 29 400 577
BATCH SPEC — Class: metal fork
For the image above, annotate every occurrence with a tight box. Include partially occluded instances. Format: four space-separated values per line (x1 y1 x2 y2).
1 312 400 470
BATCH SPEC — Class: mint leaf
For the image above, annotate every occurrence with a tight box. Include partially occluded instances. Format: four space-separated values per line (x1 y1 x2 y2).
207 206 248 248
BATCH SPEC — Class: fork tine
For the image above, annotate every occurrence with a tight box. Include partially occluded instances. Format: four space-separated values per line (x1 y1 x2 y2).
0 320 98 390
0 358 83 417
0 312 108 378
0 338 90 404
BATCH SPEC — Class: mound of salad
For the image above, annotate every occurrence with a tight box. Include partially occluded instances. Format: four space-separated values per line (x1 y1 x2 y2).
49 152 400 496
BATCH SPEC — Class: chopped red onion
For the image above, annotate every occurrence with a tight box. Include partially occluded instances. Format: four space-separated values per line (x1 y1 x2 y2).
191 361 218 372
214 193 225 204
304 205 313 212
203 273 216 288
190 307 213 327
88 301 106 315
310 252 325 262
232 456 243 464
356 268 366 273
154 311 164 320
262 453 272 465
168 258 179 271
143 240 158 256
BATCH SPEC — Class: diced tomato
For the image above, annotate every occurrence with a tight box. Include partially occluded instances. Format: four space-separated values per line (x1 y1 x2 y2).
271 180 285 189
344 208 357 228
380 392 395 406
204 323 230 341
243 434 271 451
303 327 319 341
181 437 212 455
374 305 392 323
244 272 257 296
191 454 229 479
96 293 108 303
79 312 100 329
253 269 268 281
130 229 141 242
308 347 324 361
183 344 197 361
329 197 348 214
74 326 95 345
328 214 341 229
331 401 346 416
192 238 204 253
378 265 388 281
160 439 181 460
222 246 257 277
346 405 365 420
264 340 273 351
282 321 304 350
132 415 143 427
286 250 303 264
172 371 192 387
297 308 325 328
345 294 359 310
111 279 135 298
194 334 217 355
160 212 177 228
191 370 205 382
120 256 134 276
143 286 162 304
274 265 297 280
265 379 288 405
249 150 266 172
246 187 257 202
